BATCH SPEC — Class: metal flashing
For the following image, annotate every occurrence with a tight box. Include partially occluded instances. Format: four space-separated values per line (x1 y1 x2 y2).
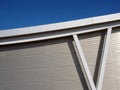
0 13 120 38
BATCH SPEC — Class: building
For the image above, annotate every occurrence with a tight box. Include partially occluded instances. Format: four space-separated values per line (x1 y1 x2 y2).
0 13 120 90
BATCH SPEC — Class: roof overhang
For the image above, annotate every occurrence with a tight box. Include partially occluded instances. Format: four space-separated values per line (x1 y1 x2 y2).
0 13 120 38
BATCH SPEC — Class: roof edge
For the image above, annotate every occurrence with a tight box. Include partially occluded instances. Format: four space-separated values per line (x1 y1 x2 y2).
0 13 120 38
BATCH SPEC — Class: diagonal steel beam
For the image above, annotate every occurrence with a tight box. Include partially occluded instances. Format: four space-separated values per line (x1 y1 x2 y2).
96 27 112 90
73 34 96 90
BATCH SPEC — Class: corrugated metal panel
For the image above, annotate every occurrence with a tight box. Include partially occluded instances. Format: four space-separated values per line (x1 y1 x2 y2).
103 27 120 90
0 37 88 90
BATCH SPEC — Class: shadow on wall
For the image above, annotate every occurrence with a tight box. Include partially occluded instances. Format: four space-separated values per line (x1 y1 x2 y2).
0 30 107 90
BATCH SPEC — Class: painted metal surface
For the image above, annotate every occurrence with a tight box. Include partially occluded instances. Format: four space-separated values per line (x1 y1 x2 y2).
0 13 120 38
96 27 112 90
0 13 120 90
73 34 96 90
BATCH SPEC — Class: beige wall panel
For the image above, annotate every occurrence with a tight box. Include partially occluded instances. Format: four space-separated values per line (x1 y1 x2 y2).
78 31 105 85
0 37 88 90
103 27 120 90
1 27 119 90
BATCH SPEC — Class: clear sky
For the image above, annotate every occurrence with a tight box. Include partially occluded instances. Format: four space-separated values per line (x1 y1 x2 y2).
0 0 120 30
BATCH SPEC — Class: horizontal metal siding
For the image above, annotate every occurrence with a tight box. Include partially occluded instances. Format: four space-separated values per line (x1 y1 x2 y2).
0 37 87 90
0 27 120 90
103 27 120 90
78 31 105 85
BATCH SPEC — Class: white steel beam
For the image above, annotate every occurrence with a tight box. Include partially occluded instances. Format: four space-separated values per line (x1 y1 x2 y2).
96 27 112 90
73 34 96 90
0 24 120 46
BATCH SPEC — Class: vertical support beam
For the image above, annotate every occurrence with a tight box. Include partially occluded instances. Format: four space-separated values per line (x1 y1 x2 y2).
73 34 96 90
96 27 112 90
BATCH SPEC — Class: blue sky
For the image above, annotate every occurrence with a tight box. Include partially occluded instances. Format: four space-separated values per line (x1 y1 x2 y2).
0 0 120 30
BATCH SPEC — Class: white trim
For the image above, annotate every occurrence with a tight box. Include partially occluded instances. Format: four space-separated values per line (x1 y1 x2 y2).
0 13 120 38
73 34 96 90
92 13 120 24
0 24 120 46
96 27 112 90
